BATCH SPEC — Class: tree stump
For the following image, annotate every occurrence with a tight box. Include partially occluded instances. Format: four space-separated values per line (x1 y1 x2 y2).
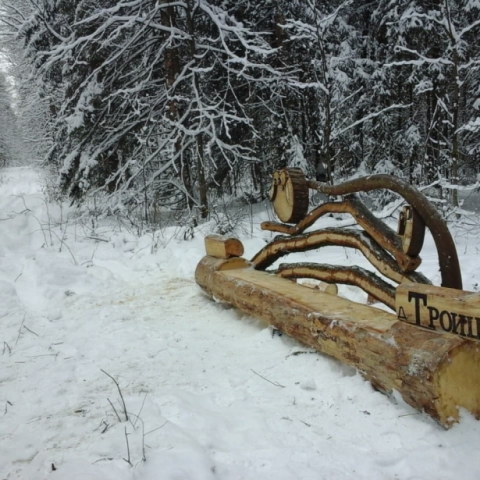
204 235 244 259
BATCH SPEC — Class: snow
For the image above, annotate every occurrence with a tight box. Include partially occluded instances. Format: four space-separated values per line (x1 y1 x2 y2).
2 166 480 479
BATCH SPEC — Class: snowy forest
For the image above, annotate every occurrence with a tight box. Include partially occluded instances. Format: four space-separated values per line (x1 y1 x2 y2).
1 0 480 222
4 3 480 479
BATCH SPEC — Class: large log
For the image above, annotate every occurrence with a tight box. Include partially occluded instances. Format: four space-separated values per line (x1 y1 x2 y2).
195 256 480 427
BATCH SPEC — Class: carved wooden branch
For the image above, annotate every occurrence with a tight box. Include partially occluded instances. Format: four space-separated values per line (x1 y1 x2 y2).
307 176 461 289
262 195 421 272
274 262 396 310
251 228 431 286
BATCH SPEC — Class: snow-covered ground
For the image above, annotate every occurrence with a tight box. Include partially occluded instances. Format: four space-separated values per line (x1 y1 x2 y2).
2 166 480 480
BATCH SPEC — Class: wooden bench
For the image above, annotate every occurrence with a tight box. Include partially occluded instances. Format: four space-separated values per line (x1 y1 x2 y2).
196 252 480 428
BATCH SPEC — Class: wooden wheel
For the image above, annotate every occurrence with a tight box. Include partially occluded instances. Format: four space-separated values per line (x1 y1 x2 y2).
270 168 309 224
397 206 426 257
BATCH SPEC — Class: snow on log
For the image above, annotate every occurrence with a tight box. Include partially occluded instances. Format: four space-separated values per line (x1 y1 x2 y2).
204 235 244 259
195 255 480 428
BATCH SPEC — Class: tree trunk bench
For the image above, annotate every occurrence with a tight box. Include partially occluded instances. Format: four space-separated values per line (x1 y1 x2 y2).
196 255 480 428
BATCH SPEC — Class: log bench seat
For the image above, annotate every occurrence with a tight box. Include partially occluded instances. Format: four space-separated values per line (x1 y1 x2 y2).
195 255 480 428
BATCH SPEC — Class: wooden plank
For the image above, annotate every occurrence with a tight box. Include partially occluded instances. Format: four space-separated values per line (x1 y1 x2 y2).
195 256 480 427
396 283 480 342
204 235 244 259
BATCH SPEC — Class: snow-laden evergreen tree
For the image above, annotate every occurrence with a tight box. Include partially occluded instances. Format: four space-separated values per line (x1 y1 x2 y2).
10 0 290 220
2 0 480 215
281 1 404 181
0 70 21 166
0 0 53 165
373 0 480 197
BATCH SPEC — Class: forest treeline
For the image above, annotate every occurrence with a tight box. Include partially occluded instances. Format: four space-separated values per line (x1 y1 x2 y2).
0 0 479 220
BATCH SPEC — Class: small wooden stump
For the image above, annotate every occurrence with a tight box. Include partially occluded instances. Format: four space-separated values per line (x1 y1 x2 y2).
204 235 244 259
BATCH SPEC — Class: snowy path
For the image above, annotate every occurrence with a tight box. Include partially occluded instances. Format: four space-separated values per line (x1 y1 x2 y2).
1 167 480 480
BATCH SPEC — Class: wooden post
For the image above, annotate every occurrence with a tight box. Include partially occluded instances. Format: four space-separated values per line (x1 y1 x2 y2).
196 256 480 427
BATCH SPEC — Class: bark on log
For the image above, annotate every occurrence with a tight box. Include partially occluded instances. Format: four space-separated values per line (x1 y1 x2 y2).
195 256 480 427
263 195 421 272
252 228 430 286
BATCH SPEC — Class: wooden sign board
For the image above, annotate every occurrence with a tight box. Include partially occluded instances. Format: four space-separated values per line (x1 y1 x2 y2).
396 283 480 342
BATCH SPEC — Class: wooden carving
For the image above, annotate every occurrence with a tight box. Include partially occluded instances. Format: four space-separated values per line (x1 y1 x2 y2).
263 195 421 272
195 256 480 428
252 228 429 289
269 168 309 224
306 175 461 289
194 171 477 427
257 168 463 309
